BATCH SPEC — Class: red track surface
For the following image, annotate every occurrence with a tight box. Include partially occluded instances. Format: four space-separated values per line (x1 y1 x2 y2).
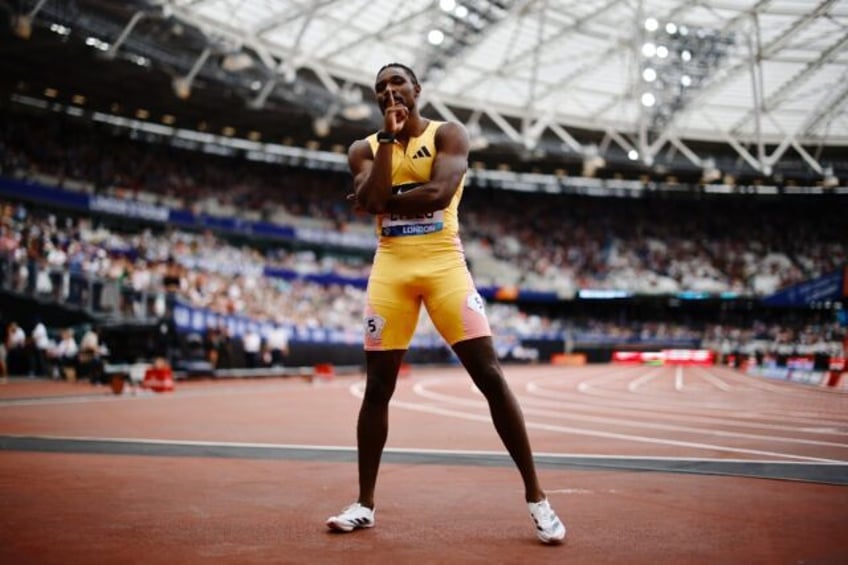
1 363 847 564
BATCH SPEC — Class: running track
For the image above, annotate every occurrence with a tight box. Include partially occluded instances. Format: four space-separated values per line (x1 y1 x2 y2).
1 363 846 564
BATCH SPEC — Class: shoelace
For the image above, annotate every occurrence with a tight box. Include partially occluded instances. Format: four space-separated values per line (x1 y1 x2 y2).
532 502 556 524
343 503 374 517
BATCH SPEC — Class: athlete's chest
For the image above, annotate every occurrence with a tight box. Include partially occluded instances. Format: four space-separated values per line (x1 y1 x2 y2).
391 138 436 183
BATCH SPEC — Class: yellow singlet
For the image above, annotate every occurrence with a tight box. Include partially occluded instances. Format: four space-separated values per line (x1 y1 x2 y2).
362 120 491 351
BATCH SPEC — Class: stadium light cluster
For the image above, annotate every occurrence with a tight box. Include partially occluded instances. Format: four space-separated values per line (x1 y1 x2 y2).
422 0 514 82
639 17 735 132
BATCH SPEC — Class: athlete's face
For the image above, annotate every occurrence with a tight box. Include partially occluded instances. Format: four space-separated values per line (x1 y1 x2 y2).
374 67 419 115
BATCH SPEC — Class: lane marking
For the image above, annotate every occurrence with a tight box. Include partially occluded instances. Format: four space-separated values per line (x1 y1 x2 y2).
4 433 847 469
412 378 848 451
0 380 356 408
3 434 843 484
628 372 659 392
540 367 848 423
523 381 848 436
691 367 732 391
578 366 652 392
349 381 846 463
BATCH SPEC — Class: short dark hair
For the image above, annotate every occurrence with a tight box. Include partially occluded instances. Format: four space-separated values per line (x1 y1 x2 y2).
376 63 419 86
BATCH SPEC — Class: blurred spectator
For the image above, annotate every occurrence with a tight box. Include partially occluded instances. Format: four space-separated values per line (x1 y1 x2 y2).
30 320 50 377
78 327 105 384
52 328 79 380
0 108 844 369
242 328 262 369
0 339 6 383
266 325 289 367
5 321 27 376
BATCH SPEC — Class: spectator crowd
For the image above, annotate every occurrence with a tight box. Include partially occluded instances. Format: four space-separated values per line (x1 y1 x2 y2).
0 108 845 376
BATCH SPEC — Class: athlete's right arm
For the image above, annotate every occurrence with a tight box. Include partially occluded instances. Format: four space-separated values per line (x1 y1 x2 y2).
347 138 393 214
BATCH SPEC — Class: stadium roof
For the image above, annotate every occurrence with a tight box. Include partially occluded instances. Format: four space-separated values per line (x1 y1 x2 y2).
5 0 848 179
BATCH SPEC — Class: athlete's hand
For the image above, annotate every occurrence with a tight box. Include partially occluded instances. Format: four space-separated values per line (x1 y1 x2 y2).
384 90 408 134
346 192 365 213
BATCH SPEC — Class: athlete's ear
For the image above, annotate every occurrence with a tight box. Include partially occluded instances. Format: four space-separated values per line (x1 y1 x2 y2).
414 82 421 98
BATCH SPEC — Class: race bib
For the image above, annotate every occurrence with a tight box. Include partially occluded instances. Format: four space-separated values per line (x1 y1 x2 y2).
365 314 386 340
466 292 486 316
380 211 445 237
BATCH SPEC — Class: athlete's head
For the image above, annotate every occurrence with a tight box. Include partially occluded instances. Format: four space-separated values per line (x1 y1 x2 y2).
376 63 419 87
374 63 420 114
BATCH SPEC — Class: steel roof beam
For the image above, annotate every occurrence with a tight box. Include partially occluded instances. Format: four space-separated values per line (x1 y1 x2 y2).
498 0 625 75
316 5 433 61
730 31 848 135
799 75 848 138
252 0 336 37
671 0 830 138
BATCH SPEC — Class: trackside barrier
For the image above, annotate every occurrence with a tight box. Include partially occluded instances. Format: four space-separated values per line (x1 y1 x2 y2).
143 365 175 392
399 363 412 378
110 374 126 395
550 353 587 366
827 358 846 388
612 349 715 366
744 356 846 389
313 363 335 383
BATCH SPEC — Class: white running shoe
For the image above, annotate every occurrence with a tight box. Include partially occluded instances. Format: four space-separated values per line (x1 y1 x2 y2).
528 498 566 544
326 503 376 532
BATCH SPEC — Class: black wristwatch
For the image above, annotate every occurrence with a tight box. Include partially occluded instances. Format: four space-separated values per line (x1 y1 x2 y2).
377 131 396 144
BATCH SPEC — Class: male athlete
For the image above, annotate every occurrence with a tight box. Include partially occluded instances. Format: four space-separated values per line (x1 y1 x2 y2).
326 63 565 544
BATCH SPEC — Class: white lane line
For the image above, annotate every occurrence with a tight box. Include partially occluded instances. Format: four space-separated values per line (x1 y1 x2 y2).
0 380 355 408
578 366 656 393
705 365 847 398
7 433 848 469
348 381 845 463
675 366 684 392
552 370 848 423
692 367 733 391
413 379 848 450
0 395 130 407
524 382 848 436
471 369 847 432
628 372 659 392
489 364 848 426
576 368 745 409
551 381 848 425
0 433 362 451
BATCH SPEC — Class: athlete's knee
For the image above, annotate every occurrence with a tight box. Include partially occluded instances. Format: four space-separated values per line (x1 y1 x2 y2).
362 374 396 405
469 363 508 398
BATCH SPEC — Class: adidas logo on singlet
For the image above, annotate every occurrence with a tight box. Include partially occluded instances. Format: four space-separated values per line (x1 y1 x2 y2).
412 146 432 159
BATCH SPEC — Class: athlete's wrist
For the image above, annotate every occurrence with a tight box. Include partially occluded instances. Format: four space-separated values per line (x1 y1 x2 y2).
377 131 396 144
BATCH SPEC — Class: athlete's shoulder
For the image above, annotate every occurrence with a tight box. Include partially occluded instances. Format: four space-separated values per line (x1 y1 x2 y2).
349 135 375 155
432 119 465 132
347 136 375 167
433 120 468 139
433 120 469 149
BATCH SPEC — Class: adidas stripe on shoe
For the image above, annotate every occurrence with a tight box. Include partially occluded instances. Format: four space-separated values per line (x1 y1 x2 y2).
528 498 566 544
326 503 375 532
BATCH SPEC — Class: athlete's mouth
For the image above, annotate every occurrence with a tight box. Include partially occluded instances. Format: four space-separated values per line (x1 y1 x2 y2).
384 91 405 107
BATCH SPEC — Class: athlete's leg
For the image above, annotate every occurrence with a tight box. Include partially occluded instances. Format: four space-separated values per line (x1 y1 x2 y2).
451 336 544 503
356 348 406 509
328 259 418 531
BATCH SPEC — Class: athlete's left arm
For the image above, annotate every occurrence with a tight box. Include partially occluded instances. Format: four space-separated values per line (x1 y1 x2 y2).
383 121 469 215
